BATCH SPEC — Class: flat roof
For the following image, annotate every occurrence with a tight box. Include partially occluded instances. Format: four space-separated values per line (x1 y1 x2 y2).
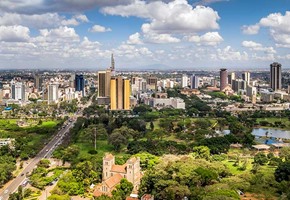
271 143 290 148
252 144 270 150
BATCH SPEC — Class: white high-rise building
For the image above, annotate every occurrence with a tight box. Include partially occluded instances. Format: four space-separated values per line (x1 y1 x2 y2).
182 75 188 88
11 81 26 101
228 72 235 85
242 72 251 84
48 83 59 104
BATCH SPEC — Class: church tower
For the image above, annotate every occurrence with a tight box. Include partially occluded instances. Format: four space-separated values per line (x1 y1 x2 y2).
103 153 115 180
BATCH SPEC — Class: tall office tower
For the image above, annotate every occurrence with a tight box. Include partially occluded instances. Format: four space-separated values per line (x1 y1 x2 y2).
232 79 247 93
246 85 257 97
220 68 228 91
182 75 188 88
98 70 111 97
75 74 85 96
11 81 25 101
270 62 282 91
98 71 106 97
110 76 130 110
70 74 76 88
48 83 59 104
34 75 43 91
190 74 199 89
141 81 147 92
0 89 3 104
227 72 235 85
111 54 115 76
131 77 145 95
147 76 158 90
242 71 251 84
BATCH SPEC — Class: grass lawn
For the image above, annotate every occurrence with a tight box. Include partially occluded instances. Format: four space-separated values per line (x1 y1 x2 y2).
222 157 276 176
40 121 59 128
256 117 290 129
76 139 131 161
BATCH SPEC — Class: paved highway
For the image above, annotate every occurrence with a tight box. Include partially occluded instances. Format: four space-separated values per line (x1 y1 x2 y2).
0 119 76 200
0 95 94 200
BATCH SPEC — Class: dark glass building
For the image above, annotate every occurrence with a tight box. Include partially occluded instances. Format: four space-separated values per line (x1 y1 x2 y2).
75 74 85 96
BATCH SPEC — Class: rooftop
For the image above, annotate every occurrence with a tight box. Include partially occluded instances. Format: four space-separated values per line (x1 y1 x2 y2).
104 173 123 189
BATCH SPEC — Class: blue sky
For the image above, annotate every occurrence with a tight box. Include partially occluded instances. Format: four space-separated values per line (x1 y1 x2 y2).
0 0 290 70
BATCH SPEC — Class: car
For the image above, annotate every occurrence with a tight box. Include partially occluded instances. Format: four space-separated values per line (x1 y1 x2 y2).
46 149 49 152
0 196 3 200
21 173 24 176
4 190 8 194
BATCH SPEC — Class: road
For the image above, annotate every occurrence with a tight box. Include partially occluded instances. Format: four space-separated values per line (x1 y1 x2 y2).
0 119 76 200
0 96 94 200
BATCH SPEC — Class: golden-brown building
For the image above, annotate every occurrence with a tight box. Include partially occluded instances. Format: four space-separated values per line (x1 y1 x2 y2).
110 76 131 110
98 70 111 97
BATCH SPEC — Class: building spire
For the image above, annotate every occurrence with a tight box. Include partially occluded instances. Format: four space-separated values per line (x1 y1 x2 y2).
111 53 115 70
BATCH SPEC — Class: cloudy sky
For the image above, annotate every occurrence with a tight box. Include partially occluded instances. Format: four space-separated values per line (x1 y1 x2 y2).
0 0 290 70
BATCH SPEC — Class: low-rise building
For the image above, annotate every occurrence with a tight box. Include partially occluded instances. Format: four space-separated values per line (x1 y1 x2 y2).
144 97 185 109
0 138 15 148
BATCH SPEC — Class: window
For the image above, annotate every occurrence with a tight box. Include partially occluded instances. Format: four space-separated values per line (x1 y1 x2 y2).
105 162 108 165
111 173 113 176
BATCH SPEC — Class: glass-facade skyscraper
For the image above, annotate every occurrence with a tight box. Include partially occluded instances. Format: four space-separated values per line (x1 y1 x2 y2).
75 74 85 96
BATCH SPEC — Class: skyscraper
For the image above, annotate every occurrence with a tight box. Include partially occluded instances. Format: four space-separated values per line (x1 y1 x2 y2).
242 71 250 84
181 75 188 88
75 74 85 96
11 81 25 101
220 68 228 91
227 72 235 85
98 70 111 97
110 76 130 110
190 74 199 89
48 83 59 104
34 74 43 91
147 76 157 90
270 62 282 91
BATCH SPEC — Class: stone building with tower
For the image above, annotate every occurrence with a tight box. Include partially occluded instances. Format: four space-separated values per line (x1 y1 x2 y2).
93 153 141 197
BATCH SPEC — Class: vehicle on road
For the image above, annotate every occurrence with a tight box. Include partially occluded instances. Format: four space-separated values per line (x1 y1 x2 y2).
21 173 24 176
4 190 8 194
22 180 28 187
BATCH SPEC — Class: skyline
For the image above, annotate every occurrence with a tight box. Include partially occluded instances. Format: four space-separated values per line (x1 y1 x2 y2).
1 0 290 70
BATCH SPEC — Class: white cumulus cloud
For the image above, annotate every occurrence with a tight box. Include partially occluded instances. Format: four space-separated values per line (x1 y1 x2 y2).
188 32 223 46
241 24 260 35
89 25 112 32
127 32 143 44
0 25 30 42
0 12 89 28
242 11 290 47
103 1 220 34
242 40 276 54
